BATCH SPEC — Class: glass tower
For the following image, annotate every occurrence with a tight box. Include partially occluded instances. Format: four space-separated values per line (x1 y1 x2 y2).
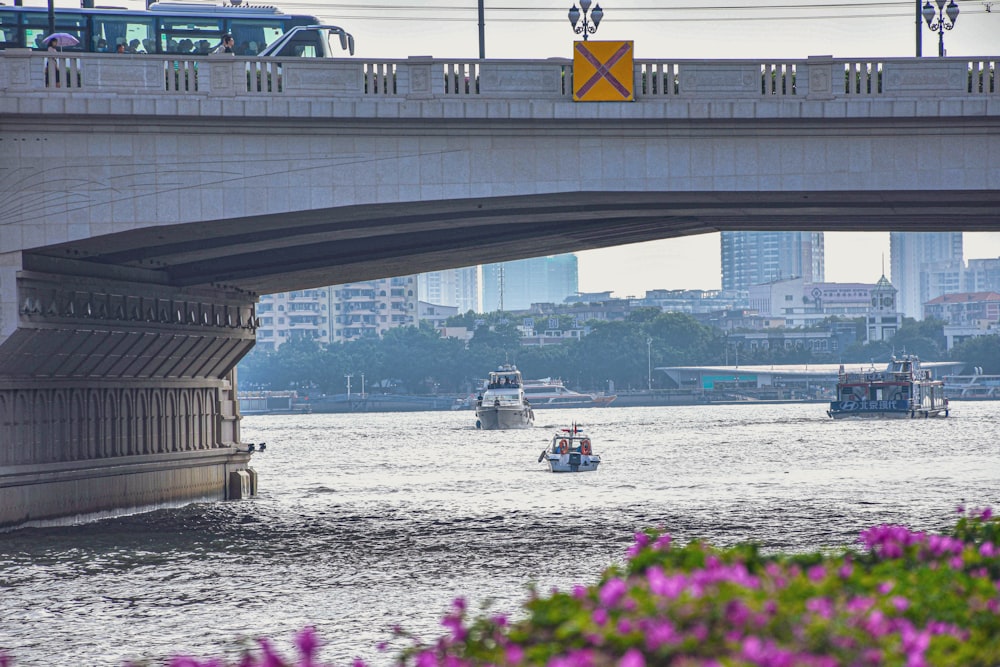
481 254 579 312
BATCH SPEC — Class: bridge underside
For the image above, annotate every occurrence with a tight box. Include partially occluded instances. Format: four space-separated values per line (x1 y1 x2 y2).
4 187 999 528
24 189 1000 295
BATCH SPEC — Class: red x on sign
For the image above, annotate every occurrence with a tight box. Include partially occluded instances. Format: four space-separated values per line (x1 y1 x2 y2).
573 40 634 102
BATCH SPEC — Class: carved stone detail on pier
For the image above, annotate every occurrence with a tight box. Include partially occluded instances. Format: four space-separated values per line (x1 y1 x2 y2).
0 383 232 466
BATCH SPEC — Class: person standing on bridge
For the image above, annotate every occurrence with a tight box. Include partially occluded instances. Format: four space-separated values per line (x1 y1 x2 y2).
213 34 235 54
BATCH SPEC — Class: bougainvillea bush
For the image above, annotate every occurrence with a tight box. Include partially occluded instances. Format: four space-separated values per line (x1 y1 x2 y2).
5 507 1000 667
390 506 1000 667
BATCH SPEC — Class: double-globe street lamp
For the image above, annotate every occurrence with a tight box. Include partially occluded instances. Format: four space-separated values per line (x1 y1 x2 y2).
568 0 604 40
922 0 960 56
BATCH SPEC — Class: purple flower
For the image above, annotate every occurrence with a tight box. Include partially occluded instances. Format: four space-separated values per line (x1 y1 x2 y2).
805 597 833 619
598 578 627 608
592 608 609 626
441 614 467 642
618 648 645 667
416 649 438 667
626 532 651 559
647 565 685 599
505 644 524 664
725 600 751 627
258 638 283 667
642 620 676 651
294 626 319 664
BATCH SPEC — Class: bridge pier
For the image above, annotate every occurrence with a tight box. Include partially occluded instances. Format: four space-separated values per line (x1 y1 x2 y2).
0 255 259 529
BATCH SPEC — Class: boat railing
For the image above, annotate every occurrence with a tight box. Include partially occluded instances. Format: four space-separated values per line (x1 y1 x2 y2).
842 372 888 383
490 395 526 406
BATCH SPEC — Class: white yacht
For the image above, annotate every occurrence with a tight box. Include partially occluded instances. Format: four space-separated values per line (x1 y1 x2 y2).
475 364 535 430
521 378 616 408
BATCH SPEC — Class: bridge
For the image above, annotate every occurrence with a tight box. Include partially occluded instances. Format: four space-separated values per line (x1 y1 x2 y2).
1 48 998 527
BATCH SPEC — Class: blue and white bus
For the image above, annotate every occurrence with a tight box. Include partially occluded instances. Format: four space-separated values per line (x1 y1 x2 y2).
0 2 330 55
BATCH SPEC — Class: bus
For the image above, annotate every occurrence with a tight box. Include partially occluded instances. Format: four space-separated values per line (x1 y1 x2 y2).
0 2 334 56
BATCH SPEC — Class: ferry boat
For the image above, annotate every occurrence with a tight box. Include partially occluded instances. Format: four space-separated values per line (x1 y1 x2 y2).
827 355 950 419
475 364 535 430
943 371 1000 400
521 378 616 408
537 424 601 472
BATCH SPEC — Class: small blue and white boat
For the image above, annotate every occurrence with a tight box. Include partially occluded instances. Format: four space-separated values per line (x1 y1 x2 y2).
538 424 601 472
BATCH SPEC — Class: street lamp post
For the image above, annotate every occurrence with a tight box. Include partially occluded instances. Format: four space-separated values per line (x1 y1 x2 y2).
922 0 959 56
568 0 604 41
646 336 652 391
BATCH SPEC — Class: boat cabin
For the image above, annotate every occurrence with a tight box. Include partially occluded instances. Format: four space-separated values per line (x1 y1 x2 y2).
485 364 522 390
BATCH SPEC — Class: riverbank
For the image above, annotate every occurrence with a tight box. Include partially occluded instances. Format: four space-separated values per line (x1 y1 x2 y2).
242 391 996 415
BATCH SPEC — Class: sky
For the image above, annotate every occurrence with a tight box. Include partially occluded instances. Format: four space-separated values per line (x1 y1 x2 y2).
39 0 1000 295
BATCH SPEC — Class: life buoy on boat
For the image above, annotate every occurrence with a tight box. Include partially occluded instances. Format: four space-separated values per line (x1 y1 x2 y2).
581 439 592 455
558 439 569 454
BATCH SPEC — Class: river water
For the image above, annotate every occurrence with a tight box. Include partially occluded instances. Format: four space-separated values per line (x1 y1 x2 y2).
2 403 998 666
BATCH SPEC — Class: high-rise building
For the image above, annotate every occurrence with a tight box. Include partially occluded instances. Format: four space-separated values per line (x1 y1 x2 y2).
257 276 422 347
417 267 479 313
481 254 579 312
331 276 418 342
720 232 825 293
966 257 1000 293
889 232 964 319
256 288 332 350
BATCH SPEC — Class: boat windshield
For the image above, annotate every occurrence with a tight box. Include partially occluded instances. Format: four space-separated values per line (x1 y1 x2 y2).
487 373 520 389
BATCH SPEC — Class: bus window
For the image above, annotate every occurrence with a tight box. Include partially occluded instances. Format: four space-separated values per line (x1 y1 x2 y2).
159 16 223 54
228 19 283 55
24 12 87 51
91 15 155 53
0 11 18 50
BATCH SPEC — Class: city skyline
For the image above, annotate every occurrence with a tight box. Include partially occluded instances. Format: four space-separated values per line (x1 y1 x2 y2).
576 232 1000 299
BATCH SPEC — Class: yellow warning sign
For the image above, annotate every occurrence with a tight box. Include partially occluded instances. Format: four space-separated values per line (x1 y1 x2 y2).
573 40 634 102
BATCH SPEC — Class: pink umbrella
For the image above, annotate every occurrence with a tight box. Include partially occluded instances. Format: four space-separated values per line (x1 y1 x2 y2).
42 33 80 50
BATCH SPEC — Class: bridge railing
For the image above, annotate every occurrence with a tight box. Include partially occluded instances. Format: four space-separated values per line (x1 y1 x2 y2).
1 49 996 101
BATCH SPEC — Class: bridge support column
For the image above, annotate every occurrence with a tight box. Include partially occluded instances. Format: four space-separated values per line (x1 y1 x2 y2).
0 259 259 529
